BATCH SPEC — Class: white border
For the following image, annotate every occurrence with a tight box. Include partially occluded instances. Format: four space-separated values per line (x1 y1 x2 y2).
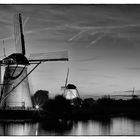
1 0 140 4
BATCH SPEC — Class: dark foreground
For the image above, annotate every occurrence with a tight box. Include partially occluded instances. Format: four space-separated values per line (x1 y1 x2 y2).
1 96 140 121
0 108 46 121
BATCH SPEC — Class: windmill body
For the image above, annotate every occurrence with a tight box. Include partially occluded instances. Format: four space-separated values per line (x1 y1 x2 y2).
63 84 80 100
2 64 32 108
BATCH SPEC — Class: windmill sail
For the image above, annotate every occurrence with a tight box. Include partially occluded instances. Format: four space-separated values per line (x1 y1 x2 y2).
28 50 68 62
61 68 69 91
14 13 25 55
65 68 69 87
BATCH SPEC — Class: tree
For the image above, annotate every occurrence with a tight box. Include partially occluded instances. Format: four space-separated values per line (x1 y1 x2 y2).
32 90 49 108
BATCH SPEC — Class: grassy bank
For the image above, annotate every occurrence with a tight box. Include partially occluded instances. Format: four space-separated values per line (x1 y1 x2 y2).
42 95 140 120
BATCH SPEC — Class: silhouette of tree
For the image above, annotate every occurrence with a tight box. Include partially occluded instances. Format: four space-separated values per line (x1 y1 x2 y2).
43 95 71 117
54 95 71 113
32 90 49 108
42 93 140 120
72 97 83 107
82 98 95 108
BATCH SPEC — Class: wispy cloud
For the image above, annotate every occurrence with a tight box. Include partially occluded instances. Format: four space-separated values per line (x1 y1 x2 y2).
125 67 140 71
0 16 31 42
109 84 120 87
86 33 107 48
90 31 99 36
78 68 96 72
0 35 14 42
0 24 64 42
101 74 116 79
92 74 116 79
67 23 140 31
77 56 100 62
25 25 65 34
23 16 30 28
68 30 87 41
66 23 140 48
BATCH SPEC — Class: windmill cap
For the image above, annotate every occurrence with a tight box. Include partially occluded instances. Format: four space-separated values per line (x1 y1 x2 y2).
3 53 29 65
66 84 77 89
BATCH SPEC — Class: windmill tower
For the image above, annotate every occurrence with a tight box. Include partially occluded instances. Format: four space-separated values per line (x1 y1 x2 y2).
0 13 68 109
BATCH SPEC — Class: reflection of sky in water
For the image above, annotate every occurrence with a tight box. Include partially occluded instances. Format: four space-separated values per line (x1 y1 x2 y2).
0 122 38 136
0 117 140 135
110 117 140 135
61 118 140 135
66 120 112 135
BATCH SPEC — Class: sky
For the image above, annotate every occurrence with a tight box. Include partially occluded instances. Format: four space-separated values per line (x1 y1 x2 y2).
0 4 140 97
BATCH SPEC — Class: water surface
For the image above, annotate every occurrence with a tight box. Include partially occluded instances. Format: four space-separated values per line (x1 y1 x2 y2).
0 117 140 135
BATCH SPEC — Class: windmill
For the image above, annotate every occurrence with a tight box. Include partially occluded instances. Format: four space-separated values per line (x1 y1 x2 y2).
124 88 138 99
112 87 139 99
0 13 68 109
62 68 80 100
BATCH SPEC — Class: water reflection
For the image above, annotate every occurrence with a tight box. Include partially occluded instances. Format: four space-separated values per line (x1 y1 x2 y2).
98 119 112 135
0 119 74 136
38 119 73 135
0 121 38 136
66 119 112 135
0 117 140 135
111 117 140 135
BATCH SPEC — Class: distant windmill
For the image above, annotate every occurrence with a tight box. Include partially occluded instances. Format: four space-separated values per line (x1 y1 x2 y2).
111 88 140 99
0 13 68 109
62 68 80 100
124 88 138 99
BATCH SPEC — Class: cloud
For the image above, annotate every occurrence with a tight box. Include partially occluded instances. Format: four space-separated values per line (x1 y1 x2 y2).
68 30 87 41
0 19 11 26
101 75 116 79
92 74 116 79
0 35 14 42
77 56 100 62
66 23 140 48
23 16 30 28
88 82 99 85
86 33 107 48
24 24 68 35
66 23 140 31
109 84 120 87
78 68 96 72
125 67 140 71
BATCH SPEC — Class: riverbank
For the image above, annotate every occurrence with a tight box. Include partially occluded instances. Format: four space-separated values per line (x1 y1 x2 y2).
0 95 140 122
0 108 46 121
42 95 140 121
